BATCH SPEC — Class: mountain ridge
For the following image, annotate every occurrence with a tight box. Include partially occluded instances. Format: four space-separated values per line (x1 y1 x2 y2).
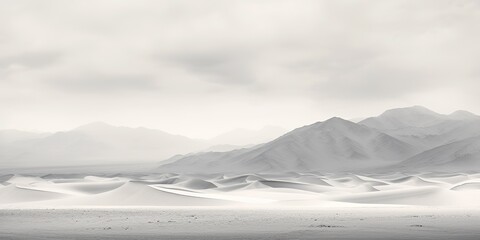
159 117 418 173
2 106 480 172
160 106 480 173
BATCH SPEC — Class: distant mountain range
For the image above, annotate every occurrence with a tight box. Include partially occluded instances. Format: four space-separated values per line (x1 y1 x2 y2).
160 106 480 173
2 106 480 172
0 123 286 168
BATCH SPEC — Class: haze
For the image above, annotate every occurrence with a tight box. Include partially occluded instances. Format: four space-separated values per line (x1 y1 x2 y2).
1 0 480 138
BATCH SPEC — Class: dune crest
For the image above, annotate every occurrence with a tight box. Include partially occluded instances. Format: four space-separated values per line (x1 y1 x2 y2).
1 172 479 208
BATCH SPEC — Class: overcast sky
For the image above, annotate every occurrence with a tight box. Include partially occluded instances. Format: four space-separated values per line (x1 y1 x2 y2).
1 0 480 138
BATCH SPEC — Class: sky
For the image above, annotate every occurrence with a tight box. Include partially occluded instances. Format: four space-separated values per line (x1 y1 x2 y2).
1 0 480 138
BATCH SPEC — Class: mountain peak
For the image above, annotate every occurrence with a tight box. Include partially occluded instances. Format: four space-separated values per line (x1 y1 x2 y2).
325 116 344 121
360 106 445 130
290 117 366 137
381 106 440 117
302 117 351 130
161 115 416 173
321 117 352 126
449 110 479 120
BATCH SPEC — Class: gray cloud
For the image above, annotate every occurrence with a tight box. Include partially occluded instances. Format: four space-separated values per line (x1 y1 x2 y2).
47 73 159 93
0 51 62 69
308 57 437 100
160 51 255 86
1 0 480 137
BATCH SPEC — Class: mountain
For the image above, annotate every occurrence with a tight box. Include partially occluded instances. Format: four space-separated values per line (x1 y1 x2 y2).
161 106 480 173
0 122 209 168
3 106 480 172
159 117 417 173
395 136 480 172
359 106 480 150
355 106 480 171
209 126 287 146
448 110 480 121
359 106 480 134
360 106 447 130
0 130 50 145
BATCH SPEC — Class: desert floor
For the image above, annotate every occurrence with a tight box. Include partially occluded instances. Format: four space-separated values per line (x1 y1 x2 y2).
1 207 479 240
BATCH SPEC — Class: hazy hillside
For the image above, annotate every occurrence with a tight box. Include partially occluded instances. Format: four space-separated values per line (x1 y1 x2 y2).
395 136 480 172
161 106 480 173
0 122 208 168
159 117 417 173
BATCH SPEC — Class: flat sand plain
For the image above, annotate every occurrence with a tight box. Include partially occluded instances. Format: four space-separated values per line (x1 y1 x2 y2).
1 207 479 240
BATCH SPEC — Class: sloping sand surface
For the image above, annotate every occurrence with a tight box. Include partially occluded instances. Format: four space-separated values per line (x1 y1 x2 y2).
1 172 480 208
451 182 480 191
0 185 69 204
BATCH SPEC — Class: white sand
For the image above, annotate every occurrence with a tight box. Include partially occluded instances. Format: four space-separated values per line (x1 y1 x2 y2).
1 170 479 239
1 172 479 207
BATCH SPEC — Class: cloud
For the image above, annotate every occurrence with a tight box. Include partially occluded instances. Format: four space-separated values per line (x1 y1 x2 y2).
159 51 255 86
0 51 62 69
46 73 159 93
1 0 480 137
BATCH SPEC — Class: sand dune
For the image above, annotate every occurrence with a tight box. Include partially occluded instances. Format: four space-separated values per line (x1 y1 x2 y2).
334 187 449 205
1 172 479 208
451 182 480 191
0 185 69 204
173 178 218 190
